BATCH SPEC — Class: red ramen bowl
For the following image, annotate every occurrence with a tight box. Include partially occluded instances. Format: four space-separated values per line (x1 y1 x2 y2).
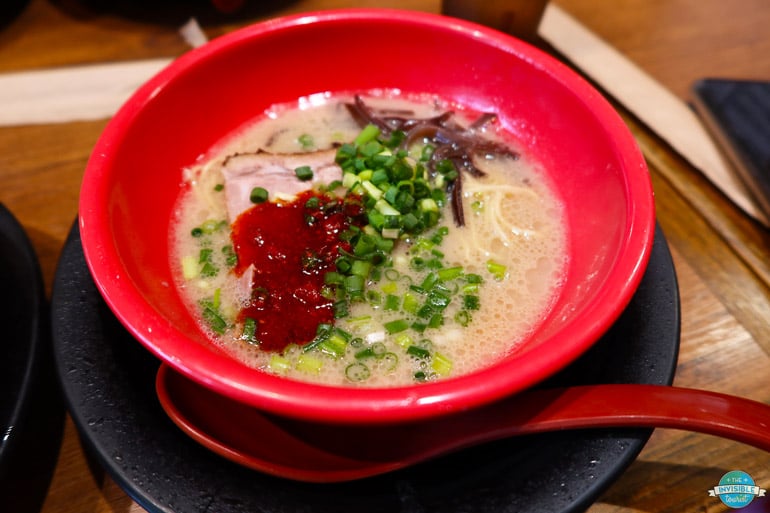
79 9 654 424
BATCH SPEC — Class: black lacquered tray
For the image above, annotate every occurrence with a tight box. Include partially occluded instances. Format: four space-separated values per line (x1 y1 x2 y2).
52 222 679 513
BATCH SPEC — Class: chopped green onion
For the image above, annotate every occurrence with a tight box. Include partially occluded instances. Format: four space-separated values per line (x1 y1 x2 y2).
345 362 371 382
382 227 400 239
296 354 323 373
420 272 440 291
354 124 380 146
200 219 225 234
384 294 401 311
374 198 399 216
384 269 401 282
411 321 428 333
298 133 314 150
454 310 471 327
420 144 435 161
361 140 383 157
199 248 213 263
384 319 409 334
486 260 508 281
268 354 291 373
318 334 347 358
350 259 372 277
437 266 464 281
370 168 389 185
417 304 434 319
333 299 349 319
294 165 314 181
324 271 345 285
428 313 444 328
410 257 427 271
365 290 382 306
466 273 483 284
407 345 431 359
355 348 376 359
381 281 398 295
222 245 238 267
379 352 399 371
242 317 258 345
402 293 419 314
250 187 269 204
463 295 481 310
200 262 218 278
201 304 227 334
419 197 439 212
346 317 372 327
395 333 413 348
344 274 365 298
181 256 198 279
431 352 453 376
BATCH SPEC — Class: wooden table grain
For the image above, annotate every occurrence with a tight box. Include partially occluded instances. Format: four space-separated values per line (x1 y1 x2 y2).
1 1 769 512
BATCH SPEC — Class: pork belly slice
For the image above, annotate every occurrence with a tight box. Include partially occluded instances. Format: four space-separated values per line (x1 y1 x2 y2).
221 148 342 221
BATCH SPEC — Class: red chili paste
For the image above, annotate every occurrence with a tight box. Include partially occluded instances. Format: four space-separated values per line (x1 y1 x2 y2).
231 191 364 352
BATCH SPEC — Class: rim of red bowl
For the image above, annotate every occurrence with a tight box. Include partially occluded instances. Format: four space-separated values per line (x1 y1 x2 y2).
79 8 655 425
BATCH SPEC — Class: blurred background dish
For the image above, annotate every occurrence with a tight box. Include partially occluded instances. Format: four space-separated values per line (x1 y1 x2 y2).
0 203 65 513
49 0 300 25
0 0 30 29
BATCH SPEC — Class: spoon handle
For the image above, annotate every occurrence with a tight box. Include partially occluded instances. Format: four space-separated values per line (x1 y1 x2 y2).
259 383 770 479
467 384 770 451
269 384 770 466
157 365 770 483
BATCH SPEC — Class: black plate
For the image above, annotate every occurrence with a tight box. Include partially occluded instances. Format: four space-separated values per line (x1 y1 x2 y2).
52 222 679 513
0 204 65 513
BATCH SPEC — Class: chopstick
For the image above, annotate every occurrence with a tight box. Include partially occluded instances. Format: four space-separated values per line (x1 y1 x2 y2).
538 4 769 227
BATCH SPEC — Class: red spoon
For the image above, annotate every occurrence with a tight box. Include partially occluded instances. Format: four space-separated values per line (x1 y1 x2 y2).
156 364 770 483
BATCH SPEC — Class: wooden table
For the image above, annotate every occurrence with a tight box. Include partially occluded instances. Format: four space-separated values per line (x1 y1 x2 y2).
2 1 769 511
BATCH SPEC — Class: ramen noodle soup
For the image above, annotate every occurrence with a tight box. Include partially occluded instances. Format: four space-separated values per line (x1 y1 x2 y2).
171 92 567 387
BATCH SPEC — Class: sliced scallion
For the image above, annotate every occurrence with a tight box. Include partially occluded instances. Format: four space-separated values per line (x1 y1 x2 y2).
384 319 409 334
345 362 371 382
298 133 314 150
250 187 269 204
296 354 323 373
268 354 291 373
353 124 380 146
454 310 471 327
486 260 508 281
294 165 314 181
242 317 258 345
437 266 463 282
181 256 198 280
379 352 398 372
431 352 453 376
406 345 431 359
463 295 481 310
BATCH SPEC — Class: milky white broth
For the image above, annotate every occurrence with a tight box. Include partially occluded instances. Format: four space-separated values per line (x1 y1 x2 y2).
171 92 568 387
